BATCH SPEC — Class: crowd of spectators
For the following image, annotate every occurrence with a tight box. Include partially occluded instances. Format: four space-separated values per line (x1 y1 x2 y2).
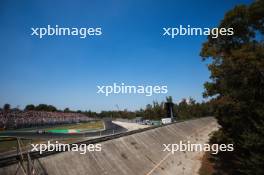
0 111 91 130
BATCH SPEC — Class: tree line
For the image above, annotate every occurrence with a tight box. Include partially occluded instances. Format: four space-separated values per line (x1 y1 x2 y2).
0 96 213 121
200 0 264 174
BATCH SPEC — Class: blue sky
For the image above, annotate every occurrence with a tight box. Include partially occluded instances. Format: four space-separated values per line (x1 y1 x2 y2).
0 0 251 111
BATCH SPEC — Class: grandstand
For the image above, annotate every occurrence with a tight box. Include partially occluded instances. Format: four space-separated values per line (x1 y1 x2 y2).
0 111 92 130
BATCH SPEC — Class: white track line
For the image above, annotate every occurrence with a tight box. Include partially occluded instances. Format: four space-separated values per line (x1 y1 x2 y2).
145 152 172 175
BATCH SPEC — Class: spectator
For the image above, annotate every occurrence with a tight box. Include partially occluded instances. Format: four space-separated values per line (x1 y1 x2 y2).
0 111 91 130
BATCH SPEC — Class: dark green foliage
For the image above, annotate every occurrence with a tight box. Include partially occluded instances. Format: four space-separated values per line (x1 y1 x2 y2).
24 104 35 111
3 104 11 112
63 107 70 113
91 96 212 120
34 104 57 112
10 96 212 120
201 1 264 174
113 97 212 120
174 98 213 120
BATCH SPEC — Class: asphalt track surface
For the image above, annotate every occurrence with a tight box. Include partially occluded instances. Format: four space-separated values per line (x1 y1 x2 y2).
0 119 127 140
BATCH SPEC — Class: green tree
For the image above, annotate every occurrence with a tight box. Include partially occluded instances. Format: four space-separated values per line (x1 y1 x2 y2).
201 1 264 174
177 98 190 119
3 103 11 112
64 108 70 113
166 96 173 103
24 104 35 111
35 104 57 112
